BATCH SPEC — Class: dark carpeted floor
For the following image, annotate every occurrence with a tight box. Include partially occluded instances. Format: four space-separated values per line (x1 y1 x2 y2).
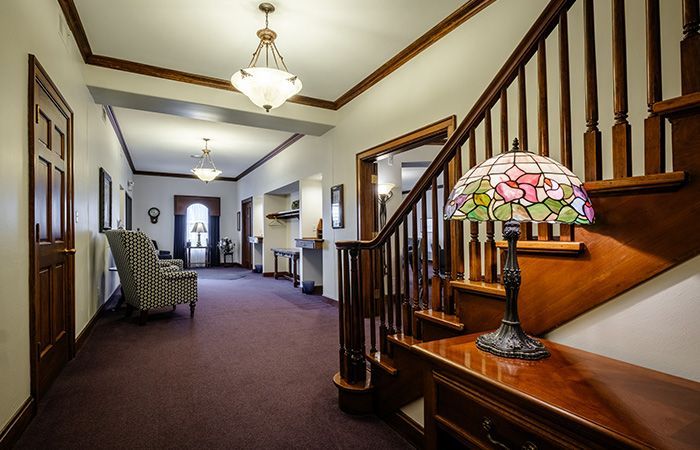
15 268 411 449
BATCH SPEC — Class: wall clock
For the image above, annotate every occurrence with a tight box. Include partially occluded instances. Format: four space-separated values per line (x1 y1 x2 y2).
148 207 160 224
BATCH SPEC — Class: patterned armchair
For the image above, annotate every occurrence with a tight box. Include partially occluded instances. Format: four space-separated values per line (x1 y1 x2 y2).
105 230 198 324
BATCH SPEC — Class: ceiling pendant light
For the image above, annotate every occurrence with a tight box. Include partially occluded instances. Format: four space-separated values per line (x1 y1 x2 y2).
231 3 302 112
191 138 222 183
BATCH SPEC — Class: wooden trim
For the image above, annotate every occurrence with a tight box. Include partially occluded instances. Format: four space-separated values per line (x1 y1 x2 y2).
356 117 457 161
75 296 109 353
584 171 686 196
495 240 585 255
367 351 399 376
56 0 92 62
334 0 496 108
134 170 237 183
0 397 35 449
104 106 135 172
28 55 77 399
174 195 221 216
450 280 506 299
652 92 700 115
59 1 492 111
87 54 337 110
234 133 304 180
414 309 464 331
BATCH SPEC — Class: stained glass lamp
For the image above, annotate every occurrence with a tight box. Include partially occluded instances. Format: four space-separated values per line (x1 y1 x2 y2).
444 138 594 360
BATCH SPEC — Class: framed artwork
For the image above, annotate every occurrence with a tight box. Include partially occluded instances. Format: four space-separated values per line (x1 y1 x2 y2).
331 184 344 229
237 211 241 231
99 168 112 232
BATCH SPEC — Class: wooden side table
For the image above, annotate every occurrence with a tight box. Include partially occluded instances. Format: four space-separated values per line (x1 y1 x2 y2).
186 246 209 268
271 248 300 287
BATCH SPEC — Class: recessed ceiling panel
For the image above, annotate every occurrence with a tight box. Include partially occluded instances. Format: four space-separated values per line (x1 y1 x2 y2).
74 0 464 100
113 107 296 177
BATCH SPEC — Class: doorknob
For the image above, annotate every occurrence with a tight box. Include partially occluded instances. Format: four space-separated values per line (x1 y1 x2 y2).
63 248 76 255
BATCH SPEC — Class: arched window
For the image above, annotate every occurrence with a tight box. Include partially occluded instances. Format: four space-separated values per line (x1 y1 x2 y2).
186 203 209 246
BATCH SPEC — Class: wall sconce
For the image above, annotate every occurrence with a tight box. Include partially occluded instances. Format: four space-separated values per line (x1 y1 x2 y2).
377 183 395 228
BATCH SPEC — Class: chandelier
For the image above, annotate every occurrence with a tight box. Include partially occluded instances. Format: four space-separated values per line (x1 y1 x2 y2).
191 138 222 183
231 3 302 112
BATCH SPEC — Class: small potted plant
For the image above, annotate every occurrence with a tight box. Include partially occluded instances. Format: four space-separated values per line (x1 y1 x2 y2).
218 237 235 266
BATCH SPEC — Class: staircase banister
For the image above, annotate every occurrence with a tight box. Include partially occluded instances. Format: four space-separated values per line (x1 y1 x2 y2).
339 0 575 252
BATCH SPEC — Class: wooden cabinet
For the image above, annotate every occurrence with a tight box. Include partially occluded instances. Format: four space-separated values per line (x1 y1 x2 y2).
415 334 700 450
294 238 323 250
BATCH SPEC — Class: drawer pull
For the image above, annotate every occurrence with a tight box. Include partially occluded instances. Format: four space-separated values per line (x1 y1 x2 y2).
481 417 538 450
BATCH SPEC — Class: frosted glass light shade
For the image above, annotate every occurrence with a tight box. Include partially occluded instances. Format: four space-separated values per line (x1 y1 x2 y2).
191 167 222 183
231 67 302 112
377 183 395 196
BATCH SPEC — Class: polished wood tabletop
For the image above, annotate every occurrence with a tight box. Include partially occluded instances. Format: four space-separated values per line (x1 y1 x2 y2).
415 334 700 449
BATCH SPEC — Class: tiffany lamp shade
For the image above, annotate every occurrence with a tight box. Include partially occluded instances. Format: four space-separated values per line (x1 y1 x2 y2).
444 139 594 360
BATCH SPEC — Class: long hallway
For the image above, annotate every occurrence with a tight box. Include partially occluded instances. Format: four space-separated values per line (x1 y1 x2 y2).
16 268 410 449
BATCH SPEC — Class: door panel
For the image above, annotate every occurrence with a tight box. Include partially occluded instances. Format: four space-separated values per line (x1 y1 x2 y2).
29 56 74 399
241 198 253 269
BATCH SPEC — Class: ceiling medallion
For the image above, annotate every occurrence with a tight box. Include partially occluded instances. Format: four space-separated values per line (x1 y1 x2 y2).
231 2 303 112
191 138 222 183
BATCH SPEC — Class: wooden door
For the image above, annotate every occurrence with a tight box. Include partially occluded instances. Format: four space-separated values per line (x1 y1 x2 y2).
29 56 75 398
241 197 253 269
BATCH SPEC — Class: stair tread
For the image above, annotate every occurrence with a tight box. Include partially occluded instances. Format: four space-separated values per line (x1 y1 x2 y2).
495 240 584 255
388 333 423 349
366 351 398 376
584 171 686 196
450 279 506 299
652 92 700 115
414 309 465 331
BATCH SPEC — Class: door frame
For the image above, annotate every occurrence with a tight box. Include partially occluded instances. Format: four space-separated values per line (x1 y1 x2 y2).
241 197 253 269
28 55 76 399
355 116 456 240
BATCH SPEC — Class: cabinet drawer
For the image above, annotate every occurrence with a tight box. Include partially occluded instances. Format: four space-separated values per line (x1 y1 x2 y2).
434 371 582 450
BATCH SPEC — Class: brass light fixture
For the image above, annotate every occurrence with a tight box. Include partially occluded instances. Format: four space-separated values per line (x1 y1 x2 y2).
231 3 302 112
191 138 222 183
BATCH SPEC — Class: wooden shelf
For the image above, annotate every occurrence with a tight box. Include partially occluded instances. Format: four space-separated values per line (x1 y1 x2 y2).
495 240 584 255
295 238 323 250
266 209 299 220
584 172 686 196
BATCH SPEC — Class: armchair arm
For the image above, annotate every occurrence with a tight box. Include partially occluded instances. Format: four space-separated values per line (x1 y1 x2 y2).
162 270 198 281
160 265 178 274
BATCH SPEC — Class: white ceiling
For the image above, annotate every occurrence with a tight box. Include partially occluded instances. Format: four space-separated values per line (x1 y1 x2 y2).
75 0 464 100
113 107 295 177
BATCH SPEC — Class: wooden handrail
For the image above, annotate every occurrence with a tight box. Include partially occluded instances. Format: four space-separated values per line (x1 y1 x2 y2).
336 0 575 251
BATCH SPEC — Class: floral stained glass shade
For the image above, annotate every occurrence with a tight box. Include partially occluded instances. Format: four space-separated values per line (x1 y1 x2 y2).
444 145 594 224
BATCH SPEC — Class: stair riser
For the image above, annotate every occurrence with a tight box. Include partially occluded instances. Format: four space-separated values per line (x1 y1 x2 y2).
372 344 426 416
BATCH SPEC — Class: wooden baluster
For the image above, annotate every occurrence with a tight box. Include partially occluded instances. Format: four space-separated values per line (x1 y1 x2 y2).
612 0 632 179
468 129 482 281
500 89 509 154
386 239 395 337
421 191 430 312
584 0 602 181
343 249 352 379
347 246 365 384
559 11 575 242
394 229 403 332
644 0 665 175
518 66 533 240
431 178 442 311
402 218 412 336
369 248 377 355
681 0 700 94
483 110 497 283
377 247 387 354
450 152 465 284
538 40 553 240
411 204 421 338
338 249 346 378
442 163 453 314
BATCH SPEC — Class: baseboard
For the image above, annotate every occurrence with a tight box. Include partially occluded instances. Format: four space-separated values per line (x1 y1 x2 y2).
75 293 110 353
263 271 293 278
320 296 338 307
384 410 424 448
0 397 35 449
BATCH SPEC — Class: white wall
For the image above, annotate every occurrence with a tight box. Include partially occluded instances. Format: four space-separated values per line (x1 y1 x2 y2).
132 175 239 262
300 177 324 286
0 0 133 431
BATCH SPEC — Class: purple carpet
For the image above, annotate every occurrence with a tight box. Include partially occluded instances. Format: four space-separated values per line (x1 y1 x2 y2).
15 268 410 449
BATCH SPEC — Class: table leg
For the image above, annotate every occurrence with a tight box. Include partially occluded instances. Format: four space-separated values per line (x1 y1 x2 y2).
293 256 299 288
274 253 279 279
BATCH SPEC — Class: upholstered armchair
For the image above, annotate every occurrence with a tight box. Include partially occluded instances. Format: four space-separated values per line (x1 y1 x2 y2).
106 230 198 325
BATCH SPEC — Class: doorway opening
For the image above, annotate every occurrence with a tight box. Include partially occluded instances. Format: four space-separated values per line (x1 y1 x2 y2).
186 203 209 266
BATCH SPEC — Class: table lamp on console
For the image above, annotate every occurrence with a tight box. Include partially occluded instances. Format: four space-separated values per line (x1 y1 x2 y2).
444 138 594 360
191 222 208 247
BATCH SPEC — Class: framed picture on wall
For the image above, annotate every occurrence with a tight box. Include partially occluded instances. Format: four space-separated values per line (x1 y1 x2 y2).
237 211 241 231
331 184 344 229
99 167 112 232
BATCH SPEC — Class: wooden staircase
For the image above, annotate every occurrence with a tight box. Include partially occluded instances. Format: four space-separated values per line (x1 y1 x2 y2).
334 0 700 446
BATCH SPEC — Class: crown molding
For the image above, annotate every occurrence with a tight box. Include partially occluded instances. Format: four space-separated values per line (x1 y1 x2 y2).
58 0 494 111
234 133 305 180
103 105 135 172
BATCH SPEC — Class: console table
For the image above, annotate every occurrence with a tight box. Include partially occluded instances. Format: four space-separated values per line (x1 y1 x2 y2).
414 334 700 450
186 246 209 268
271 248 300 287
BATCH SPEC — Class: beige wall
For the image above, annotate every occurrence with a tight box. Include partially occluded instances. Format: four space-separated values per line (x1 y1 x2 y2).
0 0 133 431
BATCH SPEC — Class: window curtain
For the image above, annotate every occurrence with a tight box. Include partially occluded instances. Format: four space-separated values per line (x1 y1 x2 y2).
209 215 220 267
174 214 186 261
